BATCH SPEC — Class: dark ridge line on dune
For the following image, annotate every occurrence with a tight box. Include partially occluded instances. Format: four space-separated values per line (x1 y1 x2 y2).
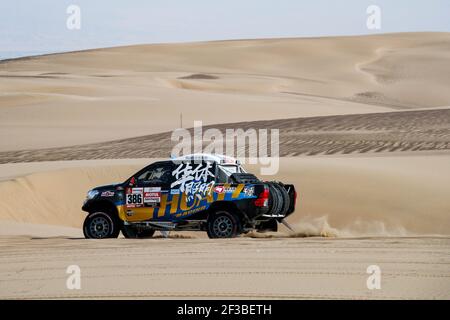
0 74 61 79
2 108 436 148
0 108 449 164
0 47 117 65
105 108 450 140
281 91 420 110
0 52 70 64
5 109 417 150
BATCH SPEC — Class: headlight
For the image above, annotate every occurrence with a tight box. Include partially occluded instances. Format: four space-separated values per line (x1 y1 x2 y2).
86 190 99 200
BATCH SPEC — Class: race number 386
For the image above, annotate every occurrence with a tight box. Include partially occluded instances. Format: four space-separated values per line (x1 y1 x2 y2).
127 193 142 204
126 188 144 205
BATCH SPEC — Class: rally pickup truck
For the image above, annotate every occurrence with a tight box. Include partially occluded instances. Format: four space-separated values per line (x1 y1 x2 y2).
82 154 296 239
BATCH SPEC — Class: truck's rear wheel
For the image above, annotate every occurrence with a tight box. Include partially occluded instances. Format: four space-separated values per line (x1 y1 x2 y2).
83 212 120 239
207 210 241 239
122 225 155 238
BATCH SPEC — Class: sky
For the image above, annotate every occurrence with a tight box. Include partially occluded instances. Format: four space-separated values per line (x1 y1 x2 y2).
0 0 449 58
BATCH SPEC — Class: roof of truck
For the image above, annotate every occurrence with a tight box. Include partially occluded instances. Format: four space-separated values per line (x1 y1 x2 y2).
172 153 240 165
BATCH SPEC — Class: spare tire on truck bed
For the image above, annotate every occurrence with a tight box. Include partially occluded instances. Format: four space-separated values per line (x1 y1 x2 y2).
272 182 290 217
266 182 290 216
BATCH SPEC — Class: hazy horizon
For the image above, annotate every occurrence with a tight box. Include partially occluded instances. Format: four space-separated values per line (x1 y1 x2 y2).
1 0 449 59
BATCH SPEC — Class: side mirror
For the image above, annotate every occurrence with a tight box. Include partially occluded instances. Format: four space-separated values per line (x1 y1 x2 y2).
129 177 136 186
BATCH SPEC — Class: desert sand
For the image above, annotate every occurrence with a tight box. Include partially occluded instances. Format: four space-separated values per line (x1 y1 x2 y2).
1 32 450 151
0 32 449 299
1 236 449 299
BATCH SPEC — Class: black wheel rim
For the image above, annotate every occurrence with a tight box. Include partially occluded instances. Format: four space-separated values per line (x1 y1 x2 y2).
213 215 233 238
89 216 110 238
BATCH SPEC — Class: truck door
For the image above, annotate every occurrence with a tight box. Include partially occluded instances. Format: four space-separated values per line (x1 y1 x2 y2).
170 160 217 216
124 162 174 221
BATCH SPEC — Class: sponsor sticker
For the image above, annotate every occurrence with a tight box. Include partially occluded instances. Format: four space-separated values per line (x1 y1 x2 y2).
170 189 180 195
145 192 160 197
126 188 144 207
243 186 255 196
144 187 161 203
101 191 114 197
144 194 161 203
214 186 236 193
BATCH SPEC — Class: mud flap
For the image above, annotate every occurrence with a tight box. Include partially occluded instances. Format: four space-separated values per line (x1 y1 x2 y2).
256 219 278 232
281 219 295 232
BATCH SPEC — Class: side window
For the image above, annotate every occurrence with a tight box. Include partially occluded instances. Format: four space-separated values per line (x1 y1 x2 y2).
216 166 230 183
137 164 173 184
216 165 242 183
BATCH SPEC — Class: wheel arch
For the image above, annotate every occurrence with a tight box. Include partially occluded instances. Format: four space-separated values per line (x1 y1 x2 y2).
206 201 248 221
84 200 119 220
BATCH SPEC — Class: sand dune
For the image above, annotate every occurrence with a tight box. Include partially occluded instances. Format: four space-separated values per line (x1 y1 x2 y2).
1 108 449 163
0 163 139 227
1 32 450 151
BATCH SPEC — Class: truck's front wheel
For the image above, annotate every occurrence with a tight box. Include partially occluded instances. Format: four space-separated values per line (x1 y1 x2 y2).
207 210 241 239
83 212 120 239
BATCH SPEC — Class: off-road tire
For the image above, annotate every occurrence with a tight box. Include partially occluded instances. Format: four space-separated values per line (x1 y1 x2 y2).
267 182 282 215
83 211 121 239
207 210 242 238
272 182 290 216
